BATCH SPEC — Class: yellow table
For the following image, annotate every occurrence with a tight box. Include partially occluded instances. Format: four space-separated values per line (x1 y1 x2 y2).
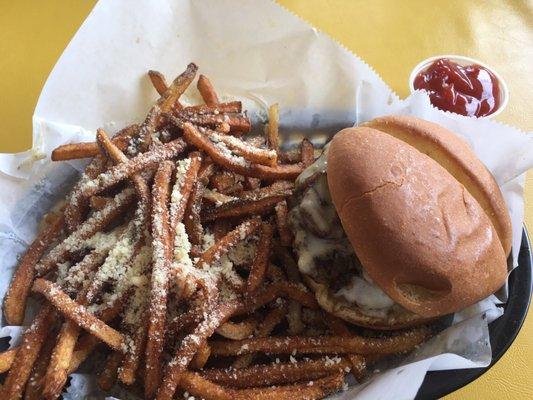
0 1 531 398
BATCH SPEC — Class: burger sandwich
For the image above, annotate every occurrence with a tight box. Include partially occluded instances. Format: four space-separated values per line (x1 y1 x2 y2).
290 115 512 329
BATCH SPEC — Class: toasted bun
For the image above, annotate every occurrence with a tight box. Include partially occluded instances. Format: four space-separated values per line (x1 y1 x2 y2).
304 276 432 330
327 123 509 318
363 115 512 256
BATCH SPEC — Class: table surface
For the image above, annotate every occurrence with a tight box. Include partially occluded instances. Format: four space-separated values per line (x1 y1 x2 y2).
0 0 531 398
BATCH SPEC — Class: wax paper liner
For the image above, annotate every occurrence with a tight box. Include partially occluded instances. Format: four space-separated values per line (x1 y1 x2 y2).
0 1 532 399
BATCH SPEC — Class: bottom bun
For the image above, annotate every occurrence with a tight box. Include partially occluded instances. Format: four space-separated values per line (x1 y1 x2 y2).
304 276 433 330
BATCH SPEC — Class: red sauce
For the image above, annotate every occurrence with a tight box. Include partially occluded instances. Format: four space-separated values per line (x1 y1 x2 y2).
413 58 501 117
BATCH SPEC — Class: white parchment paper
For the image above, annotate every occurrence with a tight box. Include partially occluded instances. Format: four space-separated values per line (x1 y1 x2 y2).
1 1 532 399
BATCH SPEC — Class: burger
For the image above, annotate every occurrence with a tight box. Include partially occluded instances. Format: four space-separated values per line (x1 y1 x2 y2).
289 115 512 329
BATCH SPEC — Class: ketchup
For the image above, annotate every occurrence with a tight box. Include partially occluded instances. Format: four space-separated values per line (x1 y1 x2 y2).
413 58 501 117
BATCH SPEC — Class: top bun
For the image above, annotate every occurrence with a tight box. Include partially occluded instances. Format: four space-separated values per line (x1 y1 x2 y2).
364 115 512 256
327 116 510 318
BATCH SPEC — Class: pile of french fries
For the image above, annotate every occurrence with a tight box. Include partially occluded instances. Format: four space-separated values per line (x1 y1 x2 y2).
0 63 430 400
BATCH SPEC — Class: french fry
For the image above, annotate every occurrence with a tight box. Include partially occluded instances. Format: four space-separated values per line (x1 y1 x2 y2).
202 189 236 205
180 371 345 400
0 347 17 373
169 152 203 234
287 300 305 336
2 305 55 400
301 137 315 167
246 222 273 294
77 138 185 200
182 101 242 114
202 357 352 388
197 74 220 106
43 246 111 400
66 294 126 375
210 326 431 357
52 142 108 161
249 162 304 181
67 334 99 374
95 128 151 245
178 122 253 174
198 217 262 269
159 63 198 111
267 103 280 155
179 112 251 134
96 128 152 203
202 180 293 221
326 314 367 380
36 188 136 276
31 279 124 351
204 130 276 165
51 124 138 161
67 291 129 373
234 372 345 400
183 158 211 246
118 313 148 385
24 332 56 400
3 213 64 325
148 70 169 96
237 281 318 315
273 247 305 334
202 194 286 221
139 63 198 150
181 123 304 180
239 180 294 200
115 247 152 385
64 133 179 234
43 320 83 400
189 343 212 370
156 301 242 400
64 155 108 232
231 303 287 369
144 161 174 399
215 317 258 340
179 371 232 400
275 200 293 246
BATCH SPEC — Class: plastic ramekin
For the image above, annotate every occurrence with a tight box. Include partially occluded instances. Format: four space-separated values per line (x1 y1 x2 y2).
408 54 509 118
